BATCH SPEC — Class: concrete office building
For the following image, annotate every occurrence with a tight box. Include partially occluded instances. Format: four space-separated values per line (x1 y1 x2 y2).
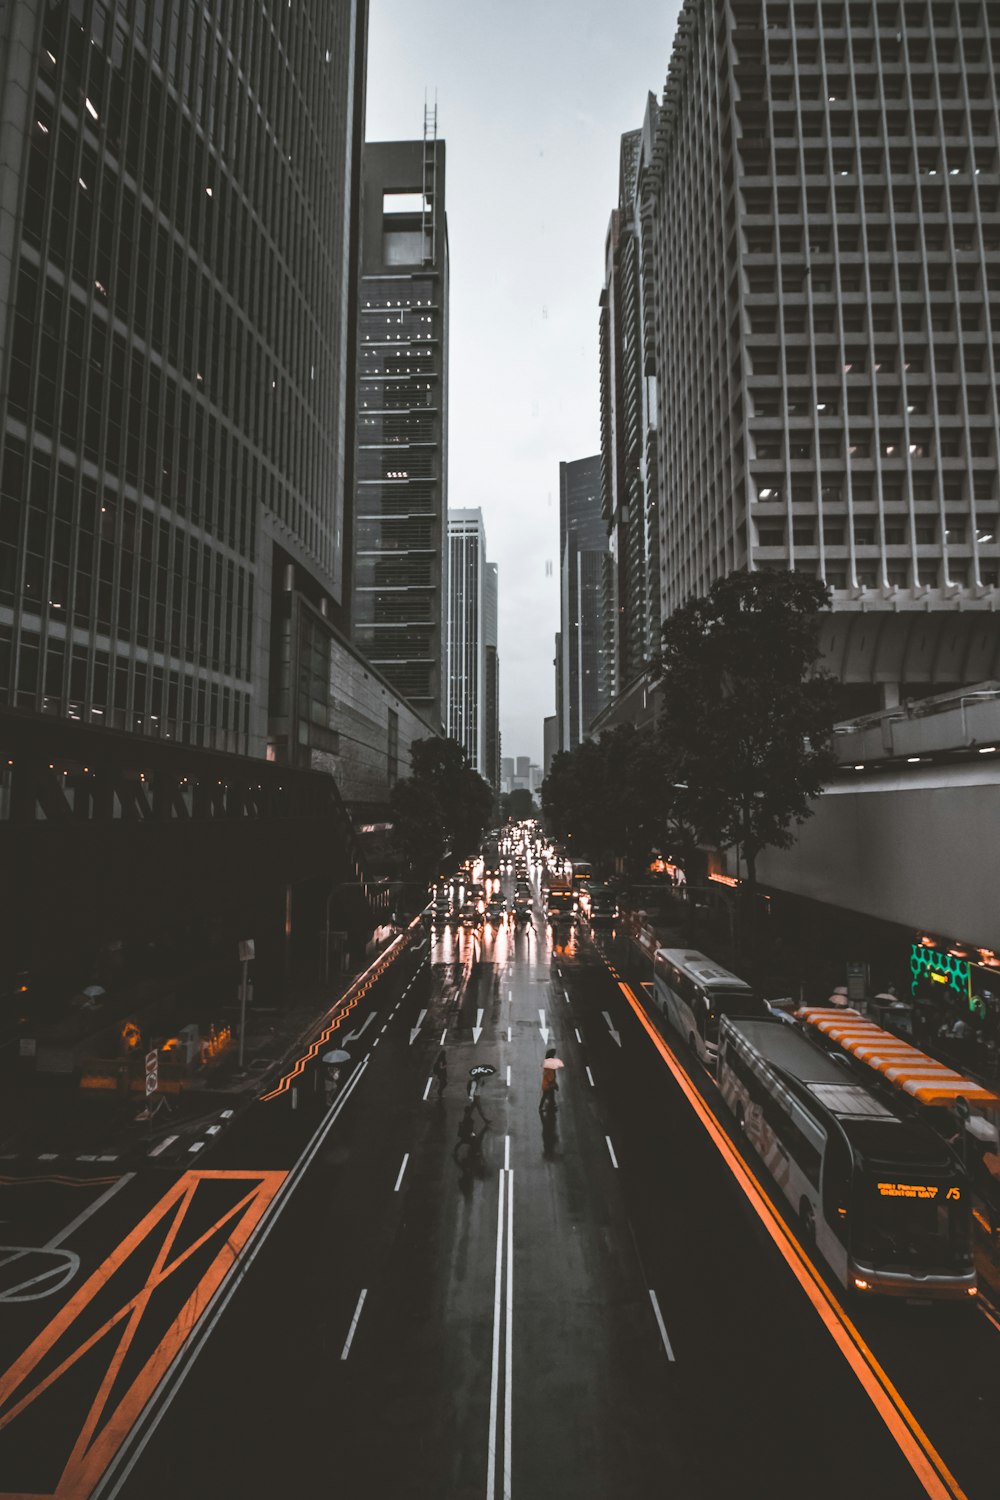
558 455 613 750
645 0 1000 705
446 507 497 780
353 132 448 728
600 111 661 702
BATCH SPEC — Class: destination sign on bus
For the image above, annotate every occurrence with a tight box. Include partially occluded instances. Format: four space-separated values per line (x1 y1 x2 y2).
876 1181 959 1200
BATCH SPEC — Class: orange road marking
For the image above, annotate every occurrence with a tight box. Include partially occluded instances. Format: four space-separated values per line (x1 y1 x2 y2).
261 931 410 1100
0 1168 285 1500
612 972 967 1500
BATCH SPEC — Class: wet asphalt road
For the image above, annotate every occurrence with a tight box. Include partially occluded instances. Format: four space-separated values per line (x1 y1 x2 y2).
1 874 999 1499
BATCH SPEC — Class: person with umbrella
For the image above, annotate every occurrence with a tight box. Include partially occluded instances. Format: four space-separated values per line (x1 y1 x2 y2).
539 1047 564 1115
322 1048 350 1108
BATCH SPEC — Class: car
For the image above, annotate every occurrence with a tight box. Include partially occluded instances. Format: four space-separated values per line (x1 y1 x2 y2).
485 898 506 924
459 902 483 928
430 897 451 923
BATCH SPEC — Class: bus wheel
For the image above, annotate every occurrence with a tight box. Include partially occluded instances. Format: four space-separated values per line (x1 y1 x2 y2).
800 1200 816 1246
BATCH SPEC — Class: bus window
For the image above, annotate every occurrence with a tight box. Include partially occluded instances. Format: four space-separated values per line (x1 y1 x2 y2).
822 1130 852 1246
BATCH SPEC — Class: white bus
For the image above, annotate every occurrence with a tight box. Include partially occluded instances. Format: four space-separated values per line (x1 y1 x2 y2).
652 948 769 1067
719 1015 976 1301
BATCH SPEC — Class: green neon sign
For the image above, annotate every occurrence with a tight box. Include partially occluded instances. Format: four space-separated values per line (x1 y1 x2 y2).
910 943 971 999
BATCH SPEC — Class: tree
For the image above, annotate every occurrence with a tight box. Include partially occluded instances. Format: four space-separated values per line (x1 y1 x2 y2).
541 724 678 878
396 736 494 866
501 788 535 821
388 777 446 880
655 568 837 938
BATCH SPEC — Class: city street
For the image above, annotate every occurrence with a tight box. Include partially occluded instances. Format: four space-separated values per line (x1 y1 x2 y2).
1 873 998 1499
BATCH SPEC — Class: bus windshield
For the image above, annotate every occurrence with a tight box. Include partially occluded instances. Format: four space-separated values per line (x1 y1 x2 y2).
852 1177 971 1273
704 990 768 1044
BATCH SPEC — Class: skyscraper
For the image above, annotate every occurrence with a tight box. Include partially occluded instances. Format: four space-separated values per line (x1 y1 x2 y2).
353 129 448 728
0 0 369 752
600 110 660 699
483 559 500 791
558 455 612 749
446 507 496 778
646 0 1000 703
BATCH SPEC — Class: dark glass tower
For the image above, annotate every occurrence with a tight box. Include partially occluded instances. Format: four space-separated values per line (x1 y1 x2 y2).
558 455 612 750
0 0 368 751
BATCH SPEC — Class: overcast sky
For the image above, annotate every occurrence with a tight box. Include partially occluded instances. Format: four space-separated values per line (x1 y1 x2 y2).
365 0 682 766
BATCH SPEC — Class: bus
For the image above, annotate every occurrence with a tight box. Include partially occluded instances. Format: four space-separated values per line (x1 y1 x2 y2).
572 860 593 888
652 948 769 1067
719 1014 976 1301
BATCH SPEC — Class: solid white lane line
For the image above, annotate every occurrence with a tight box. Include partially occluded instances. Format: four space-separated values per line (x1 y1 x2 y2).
648 1289 676 1361
506 1065 511 1087
504 1169 514 1499
586 1067 595 1088
504 1135 510 1170
486 1171 506 1500
574 1028 582 1044
393 1153 410 1193
422 1077 433 1101
45 1172 136 1248
340 1288 368 1360
605 1136 619 1169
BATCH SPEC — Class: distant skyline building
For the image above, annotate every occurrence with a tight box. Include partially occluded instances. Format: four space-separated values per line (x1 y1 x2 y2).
542 715 558 775
446 507 497 781
353 130 449 727
558 455 612 750
643 0 1000 705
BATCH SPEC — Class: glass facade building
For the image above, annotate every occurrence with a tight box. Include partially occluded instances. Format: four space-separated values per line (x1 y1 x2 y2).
353 136 448 728
446 506 496 779
557 455 612 750
0 0 367 752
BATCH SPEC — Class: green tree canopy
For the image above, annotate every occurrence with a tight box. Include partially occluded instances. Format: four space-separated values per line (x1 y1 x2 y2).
501 787 536 821
390 737 494 876
655 568 837 905
541 723 679 877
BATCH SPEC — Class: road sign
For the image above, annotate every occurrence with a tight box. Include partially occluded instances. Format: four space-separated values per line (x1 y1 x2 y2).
238 938 255 962
145 1048 158 1097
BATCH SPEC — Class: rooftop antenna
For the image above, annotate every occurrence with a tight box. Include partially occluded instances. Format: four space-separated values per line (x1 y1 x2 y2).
422 89 438 264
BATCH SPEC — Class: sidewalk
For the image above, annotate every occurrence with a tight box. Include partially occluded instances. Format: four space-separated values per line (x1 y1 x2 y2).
0 931 417 1171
